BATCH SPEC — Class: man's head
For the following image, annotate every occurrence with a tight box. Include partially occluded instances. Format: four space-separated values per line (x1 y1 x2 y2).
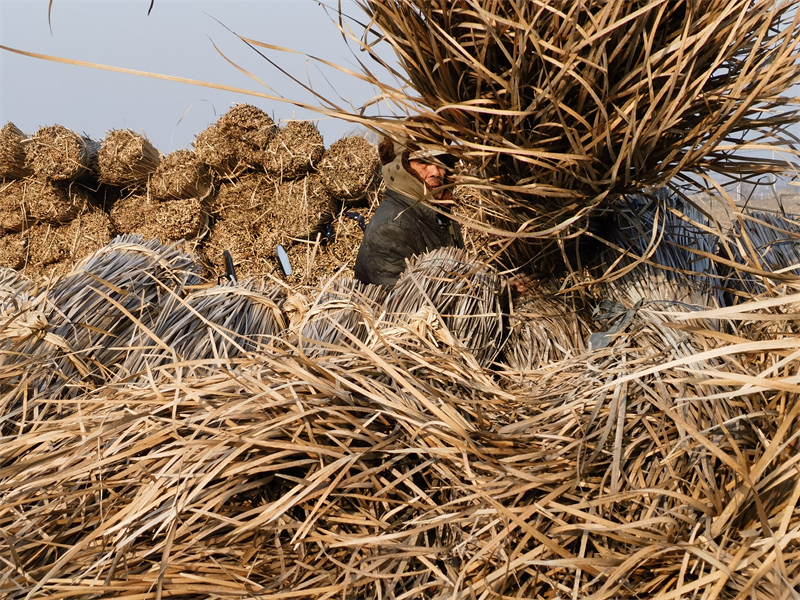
378 132 456 202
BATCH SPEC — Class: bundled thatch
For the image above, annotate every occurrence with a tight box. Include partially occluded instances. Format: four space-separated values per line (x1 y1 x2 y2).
592 190 723 324
0 267 34 312
272 174 335 239
282 204 374 285
0 236 203 399
22 210 114 279
26 124 100 181
318 135 380 199
203 210 271 278
344 0 800 239
264 120 325 180
504 290 590 370
0 122 32 179
298 277 386 356
381 246 507 367
0 177 90 229
120 279 286 380
97 129 161 187
148 148 213 200
109 193 207 245
211 170 276 217
194 104 277 175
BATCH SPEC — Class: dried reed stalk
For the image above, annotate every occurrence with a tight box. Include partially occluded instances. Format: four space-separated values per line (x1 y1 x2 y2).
26 124 100 181
0 122 32 179
97 129 161 187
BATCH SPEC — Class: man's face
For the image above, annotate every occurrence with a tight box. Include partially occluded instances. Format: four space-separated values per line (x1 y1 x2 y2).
408 160 449 200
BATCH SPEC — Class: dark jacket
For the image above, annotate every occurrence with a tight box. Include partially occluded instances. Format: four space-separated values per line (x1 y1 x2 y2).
354 189 463 288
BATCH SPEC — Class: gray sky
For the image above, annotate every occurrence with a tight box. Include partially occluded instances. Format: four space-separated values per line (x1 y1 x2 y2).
0 0 397 153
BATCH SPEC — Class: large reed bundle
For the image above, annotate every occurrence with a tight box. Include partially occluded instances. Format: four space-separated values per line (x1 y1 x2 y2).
263 120 325 180
298 277 386 356
26 124 100 181
109 193 206 245
194 104 277 175
349 0 800 238
504 290 589 371
0 122 32 179
97 129 161 187
0 177 90 229
0 236 203 399
2 293 798 599
148 148 212 200
0 267 33 313
120 279 285 380
381 246 507 367
272 174 335 239
0 232 26 271
592 190 723 325
317 135 380 199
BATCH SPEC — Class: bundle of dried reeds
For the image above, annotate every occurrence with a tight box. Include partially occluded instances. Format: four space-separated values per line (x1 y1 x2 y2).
381 246 507 366
97 129 161 187
298 277 386 356
0 267 33 313
272 174 335 239
194 104 277 175
0 232 27 271
120 279 285 380
110 193 207 246
0 122 32 179
148 148 213 200
0 236 203 399
0 177 90 229
264 120 325 180
348 0 800 238
504 290 590 370
592 190 723 332
318 135 380 199
26 124 100 181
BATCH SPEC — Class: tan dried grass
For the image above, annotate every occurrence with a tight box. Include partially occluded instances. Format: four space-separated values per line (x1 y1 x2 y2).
109 193 207 245
149 148 213 201
26 124 99 181
0 177 90 230
0 122 32 179
97 128 161 187
318 135 380 200
264 120 325 180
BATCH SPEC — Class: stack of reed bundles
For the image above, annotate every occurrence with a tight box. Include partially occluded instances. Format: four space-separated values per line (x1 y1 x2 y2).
109 193 207 247
26 124 100 181
97 129 161 187
120 279 286 381
0 122 32 179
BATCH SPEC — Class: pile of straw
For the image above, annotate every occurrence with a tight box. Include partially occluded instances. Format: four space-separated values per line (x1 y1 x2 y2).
109 193 207 246
194 103 277 175
0 122 31 179
26 124 100 181
346 0 800 239
97 129 161 187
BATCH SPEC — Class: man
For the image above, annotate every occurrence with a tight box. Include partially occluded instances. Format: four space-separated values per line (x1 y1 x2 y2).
354 133 463 288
